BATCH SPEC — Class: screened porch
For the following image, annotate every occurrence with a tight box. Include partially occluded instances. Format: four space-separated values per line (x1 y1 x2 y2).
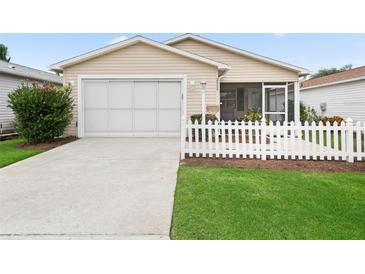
219 82 299 123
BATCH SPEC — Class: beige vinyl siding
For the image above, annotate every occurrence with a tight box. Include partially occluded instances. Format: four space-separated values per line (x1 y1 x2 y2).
300 80 365 122
63 42 219 136
171 39 298 83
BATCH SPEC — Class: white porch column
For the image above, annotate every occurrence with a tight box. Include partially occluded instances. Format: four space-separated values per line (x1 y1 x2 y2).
294 81 300 124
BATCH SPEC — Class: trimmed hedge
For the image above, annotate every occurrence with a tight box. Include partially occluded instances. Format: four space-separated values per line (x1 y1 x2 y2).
8 82 73 143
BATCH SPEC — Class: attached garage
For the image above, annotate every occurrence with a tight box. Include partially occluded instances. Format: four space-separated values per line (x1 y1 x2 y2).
80 77 183 137
50 36 228 137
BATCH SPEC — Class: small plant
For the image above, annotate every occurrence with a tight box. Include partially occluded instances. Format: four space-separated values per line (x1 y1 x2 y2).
8 82 73 143
190 114 218 124
321 116 344 125
242 108 263 122
300 102 321 123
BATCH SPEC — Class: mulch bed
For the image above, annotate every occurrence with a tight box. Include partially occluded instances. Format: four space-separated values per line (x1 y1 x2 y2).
181 157 365 172
15 136 78 150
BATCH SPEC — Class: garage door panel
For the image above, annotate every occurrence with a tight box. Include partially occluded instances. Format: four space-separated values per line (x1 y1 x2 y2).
83 79 181 136
84 110 108 132
158 82 181 109
134 110 157 132
84 81 108 108
158 109 180 131
109 81 133 108
109 110 133 131
134 82 157 108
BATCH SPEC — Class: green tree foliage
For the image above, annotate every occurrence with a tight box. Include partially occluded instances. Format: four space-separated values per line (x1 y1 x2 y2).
0 44 11 62
312 64 352 79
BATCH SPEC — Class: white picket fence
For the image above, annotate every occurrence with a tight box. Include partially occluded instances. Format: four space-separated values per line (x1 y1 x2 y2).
181 118 365 162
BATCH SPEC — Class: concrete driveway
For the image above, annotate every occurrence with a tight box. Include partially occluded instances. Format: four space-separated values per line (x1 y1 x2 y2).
0 138 180 239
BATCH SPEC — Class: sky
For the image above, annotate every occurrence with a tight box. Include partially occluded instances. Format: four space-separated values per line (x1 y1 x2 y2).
1 33 365 73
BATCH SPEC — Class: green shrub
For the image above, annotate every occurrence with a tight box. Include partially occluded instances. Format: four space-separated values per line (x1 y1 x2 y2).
242 108 263 122
8 82 73 143
300 102 321 123
190 114 218 124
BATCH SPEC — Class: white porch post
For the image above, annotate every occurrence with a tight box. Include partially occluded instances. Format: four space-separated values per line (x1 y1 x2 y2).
294 81 300 124
201 81 206 124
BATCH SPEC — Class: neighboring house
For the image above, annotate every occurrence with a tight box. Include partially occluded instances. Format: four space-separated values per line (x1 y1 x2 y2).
301 66 365 122
50 34 309 137
0 60 63 133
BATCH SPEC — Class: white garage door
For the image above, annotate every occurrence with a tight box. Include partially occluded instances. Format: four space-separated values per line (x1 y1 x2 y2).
82 80 181 137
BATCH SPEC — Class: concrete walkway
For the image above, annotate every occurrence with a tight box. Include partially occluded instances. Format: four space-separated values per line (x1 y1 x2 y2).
0 138 180 239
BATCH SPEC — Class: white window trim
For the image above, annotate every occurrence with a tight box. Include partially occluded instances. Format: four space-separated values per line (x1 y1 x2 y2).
262 83 288 122
77 74 187 138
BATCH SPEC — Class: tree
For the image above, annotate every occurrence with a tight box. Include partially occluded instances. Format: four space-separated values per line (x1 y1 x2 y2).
311 64 352 79
0 44 11 62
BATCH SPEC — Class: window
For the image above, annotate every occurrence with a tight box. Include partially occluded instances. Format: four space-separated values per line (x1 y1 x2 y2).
237 88 244 111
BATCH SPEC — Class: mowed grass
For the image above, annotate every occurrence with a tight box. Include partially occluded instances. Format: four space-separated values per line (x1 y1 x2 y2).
0 138 44 168
171 166 365 240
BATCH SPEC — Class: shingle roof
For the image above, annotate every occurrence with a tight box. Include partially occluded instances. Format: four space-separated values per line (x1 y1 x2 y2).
0 60 63 84
301 66 365 89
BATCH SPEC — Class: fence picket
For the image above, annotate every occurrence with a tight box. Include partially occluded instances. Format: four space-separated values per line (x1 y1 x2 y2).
276 121 282 159
234 121 240 158
208 120 212 157
214 120 219 158
254 120 260 159
356 121 362 161
283 121 288 160
318 121 324 160
325 121 332 160
202 119 206 157
241 122 247 159
304 121 310 160
221 120 226 158
340 121 346 161
261 119 267 160
188 119 193 157
194 120 199 157
228 121 233 158
248 121 253 158
269 121 274 159
290 121 295 159
346 118 354 163
333 121 339 160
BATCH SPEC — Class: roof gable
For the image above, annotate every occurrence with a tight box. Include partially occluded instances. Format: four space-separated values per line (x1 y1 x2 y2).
50 36 230 72
165 34 309 75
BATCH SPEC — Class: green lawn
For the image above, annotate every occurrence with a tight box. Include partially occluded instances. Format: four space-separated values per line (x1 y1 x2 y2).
0 138 45 168
171 166 365 240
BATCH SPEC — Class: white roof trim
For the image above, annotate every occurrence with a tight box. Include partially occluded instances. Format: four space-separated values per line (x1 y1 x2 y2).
50 36 230 72
165 34 310 75
300 76 365 90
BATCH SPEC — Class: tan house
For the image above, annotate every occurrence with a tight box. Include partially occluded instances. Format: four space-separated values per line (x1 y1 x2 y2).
50 34 309 137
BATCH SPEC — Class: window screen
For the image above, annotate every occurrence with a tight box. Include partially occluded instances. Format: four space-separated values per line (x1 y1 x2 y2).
237 88 244 111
